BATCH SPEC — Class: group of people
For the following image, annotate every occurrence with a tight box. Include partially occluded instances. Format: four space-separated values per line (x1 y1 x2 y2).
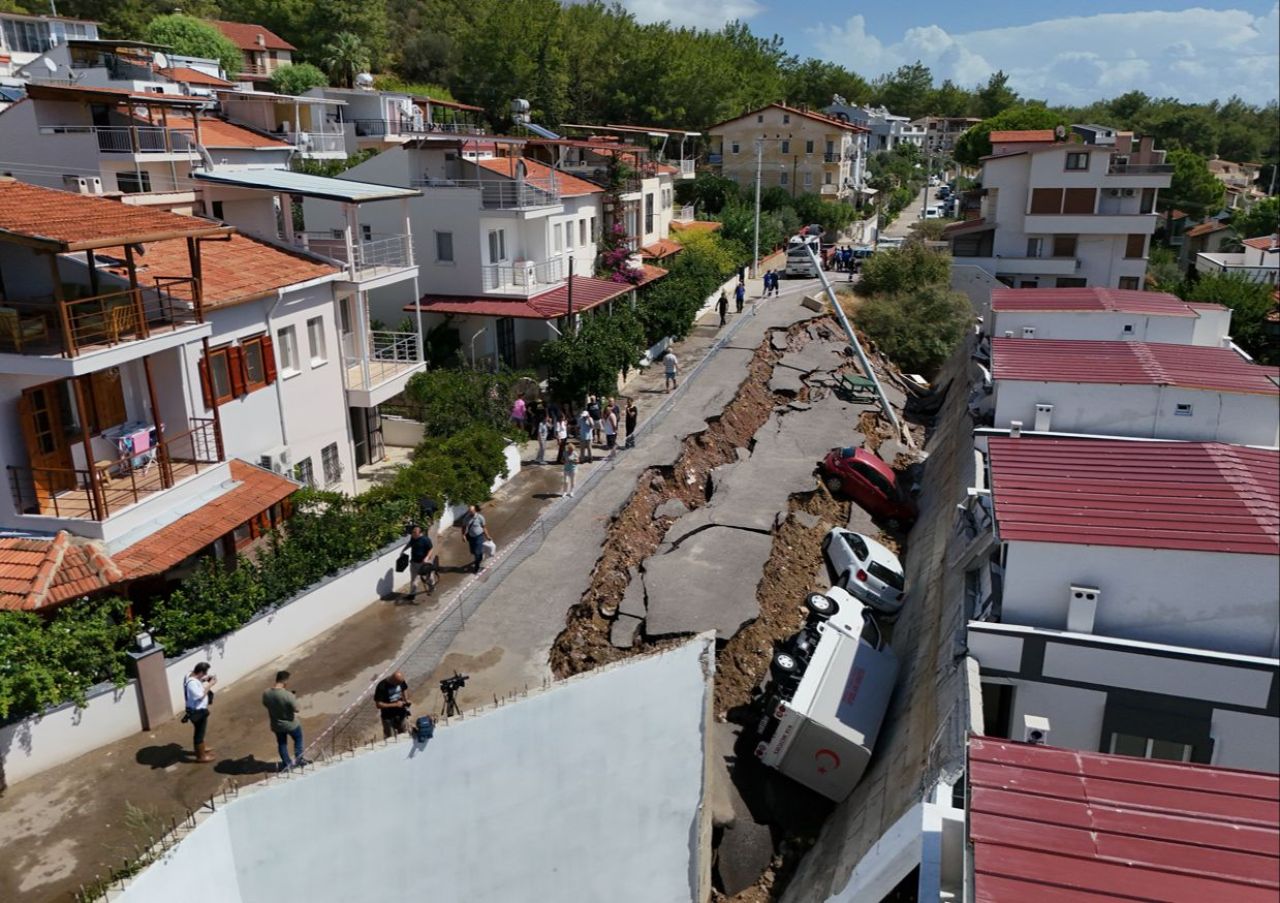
716 280 750 326
530 396 641 497
761 270 782 297
828 246 864 276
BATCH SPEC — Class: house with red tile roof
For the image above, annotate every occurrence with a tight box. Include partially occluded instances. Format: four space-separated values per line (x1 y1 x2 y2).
1196 231 1280 284
989 286 1233 347
207 19 295 86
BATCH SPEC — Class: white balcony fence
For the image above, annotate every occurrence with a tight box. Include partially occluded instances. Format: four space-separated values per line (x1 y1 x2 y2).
410 177 561 209
296 233 413 276
481 258 566 293
285 130 345 154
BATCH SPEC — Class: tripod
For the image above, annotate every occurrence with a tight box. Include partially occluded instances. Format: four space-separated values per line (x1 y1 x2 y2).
440 685 462 717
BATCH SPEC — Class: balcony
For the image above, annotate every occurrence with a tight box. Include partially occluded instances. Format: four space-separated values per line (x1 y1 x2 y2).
1023 213 1157 234
283 129 345 157
8 417 224 524
0 279 207 370
296 233 414 284
678 159 695 178
343 330 426 408
959 256 1080 277
673 203 695 223
481 258 565 295
1107 162 1174 175
411 177 561 210
352 118 485 138
42 124 197 157
1194 253 1279 284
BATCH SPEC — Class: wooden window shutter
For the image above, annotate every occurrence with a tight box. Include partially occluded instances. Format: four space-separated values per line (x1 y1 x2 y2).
198 356 215 408
260 333 277 384
228 345 247 397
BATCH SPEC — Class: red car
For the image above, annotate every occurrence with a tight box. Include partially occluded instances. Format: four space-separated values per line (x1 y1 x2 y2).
820 447 918 525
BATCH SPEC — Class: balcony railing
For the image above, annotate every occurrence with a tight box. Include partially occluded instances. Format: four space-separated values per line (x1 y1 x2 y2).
673 203 695 223
43 125 198 154
297 233 413 276
0 278 202 358
283 130 345 154
410 177 561 209
1107 162 1174 175
8 418 223 522
344 330 423 394
679 159 695 177
352 118 486 138
481 258 565 293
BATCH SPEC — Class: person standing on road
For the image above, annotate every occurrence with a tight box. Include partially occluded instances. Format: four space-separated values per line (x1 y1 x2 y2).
184 662 217 763
663 349 679 392
624 400 639 448
604 403 618 449
717 290 729 326
510 393 527 433
403 524 437 597
734 280 746 313
577 406 594 462
262 670 305 771
374 671 411 738
587 394 603 445
555 412 569 463
562 441 579 497
463 504 490 574
536 414 550 465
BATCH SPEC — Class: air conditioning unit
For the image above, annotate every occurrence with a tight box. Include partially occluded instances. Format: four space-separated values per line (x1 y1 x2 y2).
259 446 292 475
511 259 537 287
1107 188 1122 197
64 175 103 195
1122 188 1136 197
1067 585 1099 633
1034 403 1053 432
1022 714 1051 746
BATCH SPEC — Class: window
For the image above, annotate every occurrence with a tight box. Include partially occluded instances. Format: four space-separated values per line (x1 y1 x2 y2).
1174 402 1193 416
1056 277 1087 288
1029 188 1063 215
1109 733 1192 763
1026 238 1044 258
1124 234 1147 259
1052 234 1077 257
805 140 814 154
277 326 299 374
117 171 152 194
1122 323 1135 335
203 346 235 404
589 216 598 241
85 368 127 433
3 19 52 53
293 456 314 488
552 223 563 252
803 172 813 188
824 172 832 185
487 228 506 263
779 172 789 186
435 231 454 262
565 220 574 250
321 443 342 486
306 317 327 365
210 200 225 220
1062 187 1096 214
1065 152 1090 171
241 334 274 389
731 141 740 155
782 113 790 124
1118 276 1141 290
780 140 790 154
579 219 587 245
644 194 654 234
756 114 764 123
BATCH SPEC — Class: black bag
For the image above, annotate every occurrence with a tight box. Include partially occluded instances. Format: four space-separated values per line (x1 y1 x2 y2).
395 552 409 573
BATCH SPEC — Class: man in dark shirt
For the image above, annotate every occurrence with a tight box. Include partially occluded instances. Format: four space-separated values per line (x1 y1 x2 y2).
403 525 437 597
375 671 411 738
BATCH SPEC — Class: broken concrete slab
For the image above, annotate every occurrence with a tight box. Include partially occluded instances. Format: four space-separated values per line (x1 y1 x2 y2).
653 498 689 521
846 501 878 534
609 612 643 649
801 294 824 312
644 526 774 638
770 332 789 352
768 367 806 395
618 567 647 619
779 344 844 377
793 510 822 531
875 437 912 467
736 447 751 463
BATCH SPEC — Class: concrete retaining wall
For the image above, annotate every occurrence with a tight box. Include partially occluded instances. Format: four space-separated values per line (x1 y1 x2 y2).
382 415 424 447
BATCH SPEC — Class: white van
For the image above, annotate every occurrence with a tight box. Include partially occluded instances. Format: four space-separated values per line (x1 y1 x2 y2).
754 587 898 801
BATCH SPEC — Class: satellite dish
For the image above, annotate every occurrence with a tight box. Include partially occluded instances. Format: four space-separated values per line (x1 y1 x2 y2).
42 58 58 74
355 72 374 89
1054 125 1067 139
153 51 169 70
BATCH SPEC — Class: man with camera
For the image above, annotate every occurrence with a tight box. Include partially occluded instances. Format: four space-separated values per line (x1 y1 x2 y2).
374 670 412 738
184 662 217 763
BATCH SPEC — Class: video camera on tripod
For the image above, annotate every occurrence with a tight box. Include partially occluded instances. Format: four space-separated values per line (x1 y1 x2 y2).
439 671 468 717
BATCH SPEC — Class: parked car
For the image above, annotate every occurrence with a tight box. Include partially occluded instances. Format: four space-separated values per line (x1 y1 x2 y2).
820 447 917 525
822 528 906 615
935 186 951 199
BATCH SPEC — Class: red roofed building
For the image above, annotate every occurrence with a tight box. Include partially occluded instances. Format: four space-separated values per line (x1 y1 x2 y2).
1196 230 1280 285
968 737 1280 902
988 337 1279 446
207 19 295 84
974 435 1279 656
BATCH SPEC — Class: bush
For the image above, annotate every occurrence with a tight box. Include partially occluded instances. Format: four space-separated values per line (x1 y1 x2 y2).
539 304 646 402
856 245 952 296
270 63 328 95
638 231 741 343
401 368 530 440
143 15 241 78
391 424 511 512
855 284 973 376
1178 273 1279 365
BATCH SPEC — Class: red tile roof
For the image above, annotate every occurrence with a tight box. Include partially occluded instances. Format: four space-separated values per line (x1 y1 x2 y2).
1186 220 1230 238
111 233 338 309
1242 235 1279 251
942 217 993 237
987 436 1280 555
708 103 867 133
992 338 1280 395
115 461 299 579
133 114 287 148
0 179 228 251
473 157 603 197
991 287 1200 317
0 531 123 612
159 66 233 88
640 238 682 259
410 274 642 320
989 129 1057 143
669 219 722 234
207 19 296 52
969 736 1280 903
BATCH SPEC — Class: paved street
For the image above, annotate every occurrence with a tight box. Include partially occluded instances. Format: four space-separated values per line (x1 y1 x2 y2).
0 263 821 903
880 186 933 239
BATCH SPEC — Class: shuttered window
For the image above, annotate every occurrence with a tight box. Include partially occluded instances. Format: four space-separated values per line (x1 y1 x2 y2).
1029 188 1062 214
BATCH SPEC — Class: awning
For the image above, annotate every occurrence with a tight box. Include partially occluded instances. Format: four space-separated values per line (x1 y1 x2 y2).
942 217 994 238
408 270 665 321
640 238 682 260
192 169 420 203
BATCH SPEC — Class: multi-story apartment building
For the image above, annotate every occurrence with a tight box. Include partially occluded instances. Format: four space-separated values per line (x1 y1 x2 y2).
306 86 487 153
0 11 98 85
946 126 1173 290
912 116 980 155
707 103 867 201
987 286 1232 347
824 99 920 155
207 19 295 89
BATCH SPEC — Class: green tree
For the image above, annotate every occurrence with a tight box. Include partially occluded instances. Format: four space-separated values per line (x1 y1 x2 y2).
539 306 645 402
321 31 370 88
929 79 973 117
679 173 741 216
1231 197 1280 240
782 58 870 110
1180 273 1278 365
856 244 951 296
855 283 972 376
401 368 529 439
269 62 328 95
871 61 934 119
1163 148 1226 217
974 70 1019 119
953 105 1068 167
143 14 241 77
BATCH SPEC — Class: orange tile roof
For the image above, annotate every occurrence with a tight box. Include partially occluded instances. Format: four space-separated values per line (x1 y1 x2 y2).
115 461 299 579
1243 235 1278 251
0 531 123 612
0 179 229 251
669 219 722 234
158 66 234 88
1186 220 1230 238
473 157 604 197
111 232 338 309
989 129 1057 143
640 238 682 259
164 115 287 148
707 103 867 133
207 19 296 52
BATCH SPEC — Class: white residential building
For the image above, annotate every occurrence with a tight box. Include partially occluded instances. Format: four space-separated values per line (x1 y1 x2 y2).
216 89 347 160
989 338 1279 446
912 116 980 155
824 100 920 153
1196 233 1280 285
988 286 1233 347
0 11 98 85
963 435 1280 658
306 86 486 154
946 127 1172 290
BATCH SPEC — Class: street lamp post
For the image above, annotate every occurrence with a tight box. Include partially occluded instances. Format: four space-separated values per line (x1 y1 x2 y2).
752 138 763 279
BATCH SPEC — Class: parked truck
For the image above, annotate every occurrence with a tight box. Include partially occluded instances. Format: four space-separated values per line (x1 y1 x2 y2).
754 587 898 801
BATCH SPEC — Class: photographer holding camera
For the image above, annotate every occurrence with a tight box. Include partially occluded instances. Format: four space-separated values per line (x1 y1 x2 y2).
374 670 412 738
184 662 217 763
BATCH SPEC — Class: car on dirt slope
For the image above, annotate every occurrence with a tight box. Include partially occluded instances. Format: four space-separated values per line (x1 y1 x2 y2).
821 528 905 616
819 447 917 526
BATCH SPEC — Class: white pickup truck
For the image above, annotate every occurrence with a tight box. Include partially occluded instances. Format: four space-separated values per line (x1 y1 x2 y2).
754 587 898 801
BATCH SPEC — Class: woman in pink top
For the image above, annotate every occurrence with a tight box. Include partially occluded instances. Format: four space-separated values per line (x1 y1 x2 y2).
510 394 527 432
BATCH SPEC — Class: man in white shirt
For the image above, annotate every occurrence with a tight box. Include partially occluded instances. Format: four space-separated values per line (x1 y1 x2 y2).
663 350 679 392
184 662 217 763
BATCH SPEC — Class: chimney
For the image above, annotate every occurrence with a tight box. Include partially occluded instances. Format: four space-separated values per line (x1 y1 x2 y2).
1067 585 1099 633
1009 420 1022 438
1034 404 1053 432
256 34 266 48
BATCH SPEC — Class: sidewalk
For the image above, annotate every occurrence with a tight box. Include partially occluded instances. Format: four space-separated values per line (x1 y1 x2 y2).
0 263 801 903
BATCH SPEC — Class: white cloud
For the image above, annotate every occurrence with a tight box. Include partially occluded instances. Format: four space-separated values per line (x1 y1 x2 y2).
811 5 1280 105
592 0 765 30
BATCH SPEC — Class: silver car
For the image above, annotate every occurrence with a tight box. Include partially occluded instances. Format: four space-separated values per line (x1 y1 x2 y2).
821 528 906 616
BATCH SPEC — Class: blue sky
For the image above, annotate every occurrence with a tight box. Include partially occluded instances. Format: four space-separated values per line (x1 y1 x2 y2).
615 1 1280 105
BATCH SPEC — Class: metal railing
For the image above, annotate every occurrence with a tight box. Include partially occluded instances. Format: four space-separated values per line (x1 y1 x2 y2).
297 233 413 275
283 130 345 154
8 418 223 522
1107 162 1174 175
410 177 561 209
346 330 422 392
1 278 202 358
44 125 197 154
481 257 565 292
679 159 695 177
352 118 485 138
673 203 695 223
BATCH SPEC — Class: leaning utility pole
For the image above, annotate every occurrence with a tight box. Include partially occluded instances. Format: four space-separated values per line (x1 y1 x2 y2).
752 138 763 279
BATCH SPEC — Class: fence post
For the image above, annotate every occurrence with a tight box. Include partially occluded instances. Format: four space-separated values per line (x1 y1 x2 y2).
128 642 172 731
